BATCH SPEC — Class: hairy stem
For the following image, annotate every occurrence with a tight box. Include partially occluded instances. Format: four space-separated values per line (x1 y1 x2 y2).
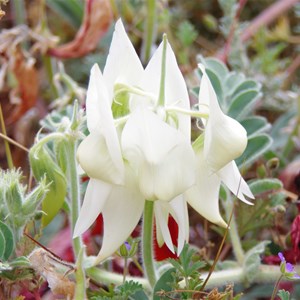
142 200 157 287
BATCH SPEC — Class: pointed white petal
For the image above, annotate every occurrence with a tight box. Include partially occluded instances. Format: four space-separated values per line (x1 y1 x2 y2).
135 41 191 136
82 64 124 183
86 64 109 132
218 161 254 204
73 179 111 237
122 108 195 201
103 19 144 101
185 150 227 227
198 65 248 171
169 195 189 254
154 201 175 253
94 166 145 263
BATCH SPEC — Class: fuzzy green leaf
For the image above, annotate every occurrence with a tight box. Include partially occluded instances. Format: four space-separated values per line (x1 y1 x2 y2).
29 145 67 227
236 134 273 168
228 89 262 120
243 241 270 283
240 116 270 138
249 178 283 196
153 267 176 300
0 221 14 261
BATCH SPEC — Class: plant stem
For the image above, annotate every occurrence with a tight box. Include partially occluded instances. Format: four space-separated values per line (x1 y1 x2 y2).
141 0 156 64
241 0 299 42
271 274 283 300
0 105 14 168
223 196 244 265
11 0 26 26
67 140 84 258
142 200 157 287
87 267 151 291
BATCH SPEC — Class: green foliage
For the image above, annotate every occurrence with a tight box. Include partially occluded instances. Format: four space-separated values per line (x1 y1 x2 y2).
29 144 67 227
243 241 270 284
248 178 282 196
0 221 14 261
176 21 198 47
89 281 147 300
162 244 206 299
46 0 83 29
277 290 290 300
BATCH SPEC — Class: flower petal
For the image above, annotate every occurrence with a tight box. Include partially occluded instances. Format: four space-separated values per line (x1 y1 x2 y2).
94 177 144 263
218 161 254 204
185 150 227 227
198 65 248 171
135 40 191 137
154 201 175 253
169 195 189 254
73 178 112 237
122 108 195 201
80 64 124 184
103 19 144 102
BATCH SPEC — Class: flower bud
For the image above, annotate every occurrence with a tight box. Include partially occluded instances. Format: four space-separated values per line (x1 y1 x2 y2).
29 144 67 226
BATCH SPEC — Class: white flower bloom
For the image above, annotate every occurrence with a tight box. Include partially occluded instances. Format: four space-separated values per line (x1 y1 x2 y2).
185 65 254 227
74 20 194 263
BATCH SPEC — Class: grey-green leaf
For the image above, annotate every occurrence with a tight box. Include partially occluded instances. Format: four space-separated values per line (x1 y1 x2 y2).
240 116 271 138
153 267 176 300
228 90 262 120
248 178 283 196
0 221 14 261
236 134 273 168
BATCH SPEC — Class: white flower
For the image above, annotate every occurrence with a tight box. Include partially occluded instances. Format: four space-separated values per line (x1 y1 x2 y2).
74 20 195 263
185 65 254 227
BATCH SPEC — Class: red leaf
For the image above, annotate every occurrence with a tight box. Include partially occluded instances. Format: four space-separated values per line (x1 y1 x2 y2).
291 215 300 262
48 0 113 59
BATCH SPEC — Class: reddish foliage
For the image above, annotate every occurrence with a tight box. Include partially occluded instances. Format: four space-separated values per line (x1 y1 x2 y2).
6 48 38 124
291 215 300 261
48 0 113 59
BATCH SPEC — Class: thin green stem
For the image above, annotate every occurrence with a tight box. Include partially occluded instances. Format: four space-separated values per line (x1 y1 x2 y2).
142 200 157 287
166 106 209 119
11 0 26 26
223 195 244 265
157 35 168 107
0 105 14 168
271 274 283 300
141 0 157 64
42 55 59 99
123 257 128 283
86 267 151 291
67 140 84 258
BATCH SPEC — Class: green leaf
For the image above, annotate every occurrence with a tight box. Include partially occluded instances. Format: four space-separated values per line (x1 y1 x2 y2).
240 116 270 138
236 134 273 168
0 221 14 261
243 241 270 283
228 89 262 120
0 231 5 259
224 72 245 97
232 80 261 97
277 289 290 300
248 178 283 196
46 0 83 29
153 267 176 300
29 145 67 227
198 56 229 79
196 67 224 105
